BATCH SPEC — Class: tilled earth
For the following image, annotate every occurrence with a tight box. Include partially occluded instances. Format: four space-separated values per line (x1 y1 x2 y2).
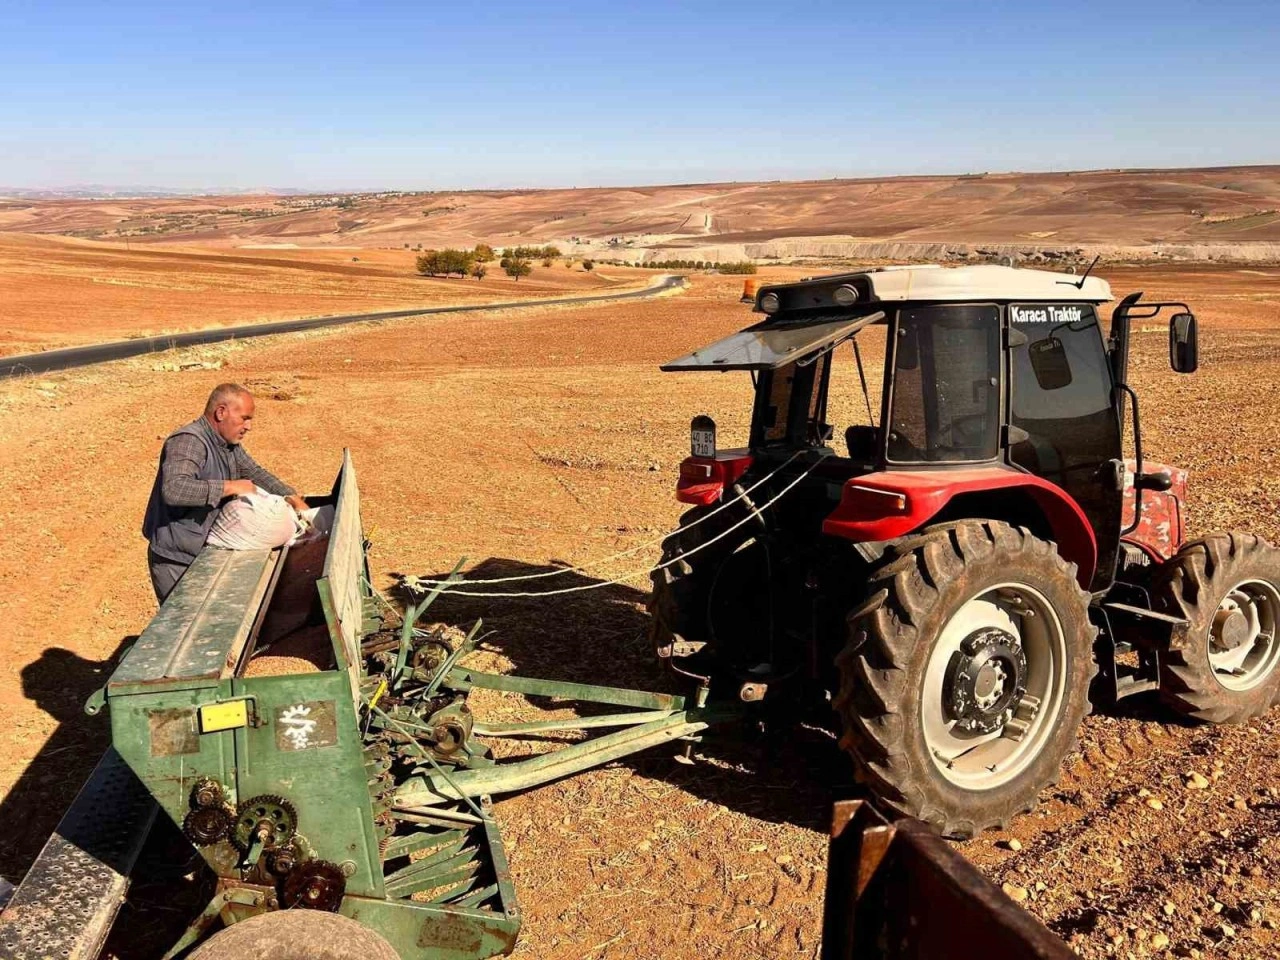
1 265 1280 959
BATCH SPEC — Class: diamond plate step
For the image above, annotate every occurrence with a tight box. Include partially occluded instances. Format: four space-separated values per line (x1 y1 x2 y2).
0 750 156 960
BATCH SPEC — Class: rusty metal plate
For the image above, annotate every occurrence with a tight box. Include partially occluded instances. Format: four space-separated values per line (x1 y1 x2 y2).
148 707 199 756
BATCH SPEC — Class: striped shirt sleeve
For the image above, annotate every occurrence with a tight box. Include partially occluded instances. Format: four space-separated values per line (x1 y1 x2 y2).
160 433 224 507
233 445 296 497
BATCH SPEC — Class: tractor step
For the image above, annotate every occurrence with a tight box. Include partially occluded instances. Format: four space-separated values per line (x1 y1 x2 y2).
0 750 156 960
1097 602 1190 702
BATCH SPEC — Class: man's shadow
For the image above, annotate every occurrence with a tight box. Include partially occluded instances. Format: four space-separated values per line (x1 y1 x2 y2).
3 640 219 957
396 558 855 833
0 642 133 884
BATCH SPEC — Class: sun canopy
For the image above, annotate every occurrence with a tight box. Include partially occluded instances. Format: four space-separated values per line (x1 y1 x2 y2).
661 311 885 372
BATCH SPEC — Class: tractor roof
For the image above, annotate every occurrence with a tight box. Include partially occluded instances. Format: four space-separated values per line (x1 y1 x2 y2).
755 264 1112 314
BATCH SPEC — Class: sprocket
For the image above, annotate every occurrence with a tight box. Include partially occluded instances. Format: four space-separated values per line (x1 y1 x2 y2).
232 795 298 851
280 859 347 911
183 805 234 846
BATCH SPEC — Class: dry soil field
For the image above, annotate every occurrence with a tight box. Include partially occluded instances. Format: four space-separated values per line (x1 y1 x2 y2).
4 166 1279 252
0 232 646 356
2 264 1280 959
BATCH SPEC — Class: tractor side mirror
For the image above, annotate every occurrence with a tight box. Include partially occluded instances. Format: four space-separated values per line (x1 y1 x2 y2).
1169 312 1198 373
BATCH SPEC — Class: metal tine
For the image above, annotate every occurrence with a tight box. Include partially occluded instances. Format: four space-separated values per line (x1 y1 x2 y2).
423 865 483 904
381 828 466 861
423 619 483 697
383 838 471 889
395 558 467 689
455 883 499 909
394 804 485 825
392 811 483 831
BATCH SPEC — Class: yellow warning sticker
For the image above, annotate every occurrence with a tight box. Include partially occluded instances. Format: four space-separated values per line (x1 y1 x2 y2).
199 699 249 733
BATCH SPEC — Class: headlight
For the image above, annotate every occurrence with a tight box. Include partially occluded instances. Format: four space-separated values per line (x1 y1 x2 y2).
759 292 781 314
833 284 860 307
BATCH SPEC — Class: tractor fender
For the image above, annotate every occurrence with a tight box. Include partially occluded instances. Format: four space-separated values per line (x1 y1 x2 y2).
822 466 1098 587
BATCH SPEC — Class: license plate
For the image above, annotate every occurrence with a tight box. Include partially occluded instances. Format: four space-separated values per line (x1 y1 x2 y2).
691 429 716 458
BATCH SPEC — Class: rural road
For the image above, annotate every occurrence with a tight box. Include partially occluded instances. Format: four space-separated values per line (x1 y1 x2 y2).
0 273 686 377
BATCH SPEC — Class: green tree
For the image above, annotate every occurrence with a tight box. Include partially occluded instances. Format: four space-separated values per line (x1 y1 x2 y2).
471 262 488 280
416 250 440 276
473 243 495 261
581 259 594 271
504 257 532 280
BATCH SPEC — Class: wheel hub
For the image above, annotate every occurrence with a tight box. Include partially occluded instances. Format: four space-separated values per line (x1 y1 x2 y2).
944 627 1028 734
1212 605 1250 652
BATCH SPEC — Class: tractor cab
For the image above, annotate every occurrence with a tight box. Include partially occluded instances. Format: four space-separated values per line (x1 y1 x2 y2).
662 264 1198 595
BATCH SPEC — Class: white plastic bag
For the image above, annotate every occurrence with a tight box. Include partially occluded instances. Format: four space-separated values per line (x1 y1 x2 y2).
208 488 306 550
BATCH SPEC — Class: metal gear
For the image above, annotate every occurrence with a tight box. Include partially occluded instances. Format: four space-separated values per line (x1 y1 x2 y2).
190 777 226 809
183 805 234 846
232 795 298 851
280 859 347 911
266 837 309 878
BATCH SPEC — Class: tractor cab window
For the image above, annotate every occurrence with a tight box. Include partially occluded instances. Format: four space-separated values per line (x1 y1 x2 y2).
824 324 888 463
753 353 832 448
887 304 1001 463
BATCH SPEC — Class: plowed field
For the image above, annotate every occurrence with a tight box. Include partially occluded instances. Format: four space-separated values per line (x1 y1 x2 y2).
2 264 1280 959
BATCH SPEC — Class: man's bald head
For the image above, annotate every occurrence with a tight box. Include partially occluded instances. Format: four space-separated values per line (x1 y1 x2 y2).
204 383 251 415
203 383 256 445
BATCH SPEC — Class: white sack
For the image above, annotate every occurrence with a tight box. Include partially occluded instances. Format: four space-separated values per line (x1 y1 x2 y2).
208 489 306 550
294 504 335 543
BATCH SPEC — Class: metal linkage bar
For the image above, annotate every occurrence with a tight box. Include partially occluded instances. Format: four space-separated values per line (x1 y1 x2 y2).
446 669 685 712
395 711 716 804
822 800 1077 960
472 709 678 736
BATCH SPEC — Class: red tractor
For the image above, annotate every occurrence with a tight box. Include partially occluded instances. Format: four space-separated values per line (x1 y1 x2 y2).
651 264 1280 837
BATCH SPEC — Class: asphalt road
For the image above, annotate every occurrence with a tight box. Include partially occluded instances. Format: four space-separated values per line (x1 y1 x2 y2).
1 274 685 377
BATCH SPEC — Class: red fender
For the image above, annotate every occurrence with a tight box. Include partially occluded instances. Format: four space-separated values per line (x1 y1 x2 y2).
822 466 1098 587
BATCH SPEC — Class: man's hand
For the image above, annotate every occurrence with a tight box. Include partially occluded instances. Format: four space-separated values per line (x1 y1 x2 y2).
285 495 308 513
222 479 256 498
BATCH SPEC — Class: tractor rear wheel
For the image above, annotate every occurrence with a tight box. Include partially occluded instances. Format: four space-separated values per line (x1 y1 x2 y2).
189 911 399 960
649 504 751 665
1153 532 1280 723
836 520 1096 839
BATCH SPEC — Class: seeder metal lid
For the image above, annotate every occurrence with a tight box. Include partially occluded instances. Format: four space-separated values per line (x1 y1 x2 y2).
661 310 886 371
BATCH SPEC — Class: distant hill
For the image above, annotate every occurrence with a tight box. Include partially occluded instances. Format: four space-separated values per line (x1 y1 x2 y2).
2 167 1278 262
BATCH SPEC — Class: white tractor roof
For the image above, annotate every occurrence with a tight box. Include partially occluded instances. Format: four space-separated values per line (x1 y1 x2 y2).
816 264 1112 303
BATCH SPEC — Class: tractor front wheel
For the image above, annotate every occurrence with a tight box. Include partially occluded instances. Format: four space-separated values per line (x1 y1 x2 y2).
1154 532 1280 723
836 520 1096 839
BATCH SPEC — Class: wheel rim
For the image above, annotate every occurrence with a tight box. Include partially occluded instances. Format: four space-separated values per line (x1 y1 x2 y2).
1206 578 1280 691
921 582 1068 791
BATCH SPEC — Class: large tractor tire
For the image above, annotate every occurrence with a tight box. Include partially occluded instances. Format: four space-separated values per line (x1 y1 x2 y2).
1153 532 1280 723
189 911 400 960
648 503 753 663
836 520 1097 839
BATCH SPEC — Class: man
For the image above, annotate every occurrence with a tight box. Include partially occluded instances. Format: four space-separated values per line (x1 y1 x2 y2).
142 383 307 602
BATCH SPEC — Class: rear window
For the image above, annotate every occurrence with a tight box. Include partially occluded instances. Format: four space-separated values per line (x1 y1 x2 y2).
887 304 1001 463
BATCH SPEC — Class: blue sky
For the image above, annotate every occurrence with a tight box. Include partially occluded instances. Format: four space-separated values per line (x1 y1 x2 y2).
1 0 1277 190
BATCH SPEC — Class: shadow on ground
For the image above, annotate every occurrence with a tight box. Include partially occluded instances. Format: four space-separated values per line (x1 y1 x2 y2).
0 641 134 884
395 558 859 834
